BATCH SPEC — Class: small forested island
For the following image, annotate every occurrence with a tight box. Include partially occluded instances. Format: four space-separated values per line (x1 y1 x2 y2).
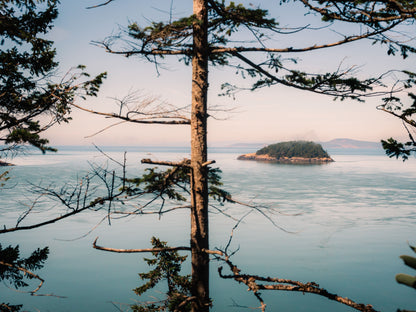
238 141 334 164
0 160 14 166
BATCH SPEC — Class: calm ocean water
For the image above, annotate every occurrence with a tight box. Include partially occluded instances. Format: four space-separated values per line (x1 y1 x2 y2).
1 146 415 312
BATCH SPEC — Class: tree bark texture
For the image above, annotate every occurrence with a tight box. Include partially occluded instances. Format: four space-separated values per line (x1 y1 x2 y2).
190 0 210 311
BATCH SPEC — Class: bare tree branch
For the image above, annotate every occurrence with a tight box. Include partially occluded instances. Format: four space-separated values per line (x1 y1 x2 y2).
92 237 191 253
0 204 91 234
0 157 127 234
215 253 378 312
93 40 192 57
377 105 416 127
84 120 128 139
230 51 382 98
141 158 192 167
111 205 191 216
210 20 402 54
86 0 116 9
70 102 190 125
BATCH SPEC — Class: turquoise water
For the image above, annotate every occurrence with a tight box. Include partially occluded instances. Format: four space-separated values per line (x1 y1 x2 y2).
1 147 415 311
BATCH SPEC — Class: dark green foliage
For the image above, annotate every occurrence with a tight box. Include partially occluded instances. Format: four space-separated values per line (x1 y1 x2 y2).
256 141 330 159
0 0 106 153
396 243 416 312
1 1 105 310
128 16 196 52
85 1 416 311
0 244 49 311
208 1 277 47
104 1 416 161
285 1 416 59
283 71 376 100
105 1 416 101
207 167 231 203
131 237 191 312
1 0 57 152
125 167 189 202
123 166 231 205
124 1 276 65
381 138 412 161
0 303 22 312
381 89 416 161
0 244 49 289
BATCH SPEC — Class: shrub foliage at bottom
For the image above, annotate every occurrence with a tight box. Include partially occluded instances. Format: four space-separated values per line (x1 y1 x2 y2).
131 237 191 312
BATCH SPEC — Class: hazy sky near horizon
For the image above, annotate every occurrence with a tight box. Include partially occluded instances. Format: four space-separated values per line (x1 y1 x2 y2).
43 0 415 147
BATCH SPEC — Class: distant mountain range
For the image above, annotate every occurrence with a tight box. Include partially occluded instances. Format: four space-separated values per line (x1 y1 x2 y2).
321 138 381 150
229 138 383 153
230 138 381 149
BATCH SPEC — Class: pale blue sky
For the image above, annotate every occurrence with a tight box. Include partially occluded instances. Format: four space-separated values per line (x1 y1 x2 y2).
44 0 415 146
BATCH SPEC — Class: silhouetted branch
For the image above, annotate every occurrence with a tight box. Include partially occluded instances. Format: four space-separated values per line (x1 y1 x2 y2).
229 51 390 98
0 203 91 234
93 40 192 57
0 156 127 234
111 205 191 216
299 0 416 23
210 20 400 54
222 194 299 233
1 150 287 238
86 0 116 9
199 216 378 312
377 105 416 128
84 120 128 138
70 102 190 125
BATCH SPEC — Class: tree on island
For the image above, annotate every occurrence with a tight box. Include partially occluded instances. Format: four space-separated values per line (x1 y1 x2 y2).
0 0 105 310
257 141 331 159
254 141 332 160
2 1 416 311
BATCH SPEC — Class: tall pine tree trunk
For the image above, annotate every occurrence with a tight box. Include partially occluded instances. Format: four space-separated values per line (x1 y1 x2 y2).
190 0 210 311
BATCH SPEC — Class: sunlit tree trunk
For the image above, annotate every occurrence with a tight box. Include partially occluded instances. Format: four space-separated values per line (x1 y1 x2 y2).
190 0 210 311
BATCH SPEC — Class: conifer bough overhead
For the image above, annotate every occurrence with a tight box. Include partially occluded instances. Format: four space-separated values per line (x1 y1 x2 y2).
97 0 415 98
1 1 106 310
0 0 106 154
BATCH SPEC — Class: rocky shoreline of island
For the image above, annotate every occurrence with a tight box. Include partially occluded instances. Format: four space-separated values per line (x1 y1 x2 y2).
0 160 14 166
237 152 334 163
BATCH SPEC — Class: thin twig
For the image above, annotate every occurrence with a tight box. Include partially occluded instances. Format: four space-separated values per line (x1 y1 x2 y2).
86 0 116 9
